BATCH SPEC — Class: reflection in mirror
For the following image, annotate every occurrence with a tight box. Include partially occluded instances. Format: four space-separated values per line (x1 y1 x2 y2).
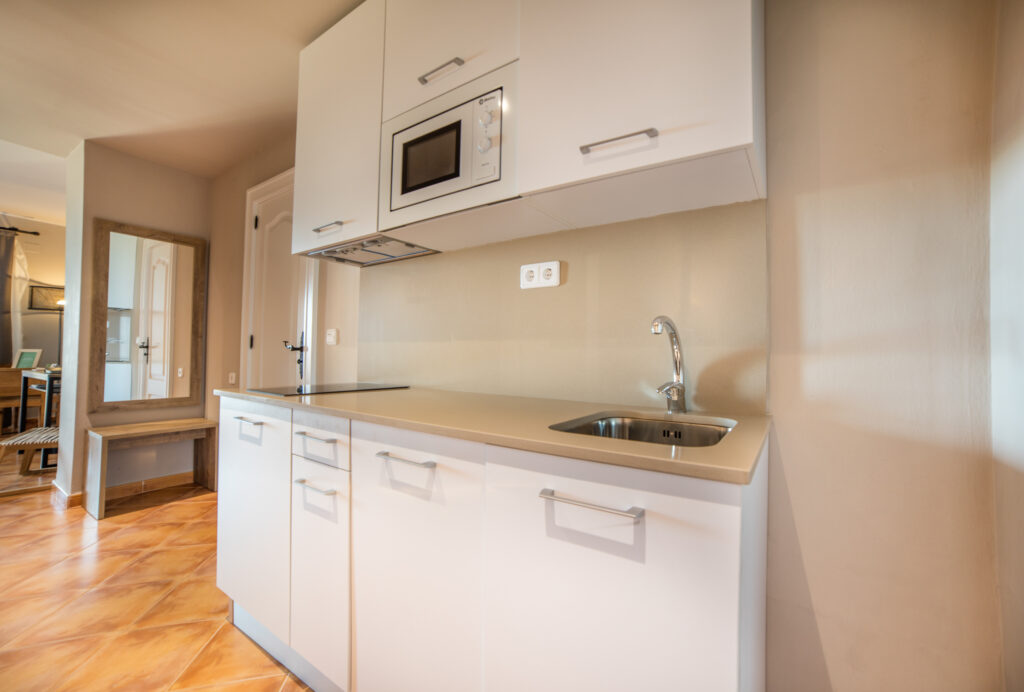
103 232 195 402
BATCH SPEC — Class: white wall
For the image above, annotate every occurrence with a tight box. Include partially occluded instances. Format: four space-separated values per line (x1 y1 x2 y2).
58 141 210 496
991 0 1024 688
765 0 1003 689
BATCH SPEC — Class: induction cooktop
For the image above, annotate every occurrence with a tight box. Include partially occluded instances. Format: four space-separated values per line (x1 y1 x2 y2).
247 383 409 397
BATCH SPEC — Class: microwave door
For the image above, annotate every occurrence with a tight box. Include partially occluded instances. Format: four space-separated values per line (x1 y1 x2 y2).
390 103 475 211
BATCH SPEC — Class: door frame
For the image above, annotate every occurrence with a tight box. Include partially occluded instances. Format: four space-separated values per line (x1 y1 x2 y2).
241 168 319 392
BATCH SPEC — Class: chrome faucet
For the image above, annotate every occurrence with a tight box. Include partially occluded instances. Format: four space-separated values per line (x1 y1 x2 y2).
651 315 686 413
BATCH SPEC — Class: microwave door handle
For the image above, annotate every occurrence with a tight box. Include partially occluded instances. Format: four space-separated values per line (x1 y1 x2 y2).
418 57 466 85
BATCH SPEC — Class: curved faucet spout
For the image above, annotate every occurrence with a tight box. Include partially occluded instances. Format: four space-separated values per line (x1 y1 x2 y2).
651 315 686 413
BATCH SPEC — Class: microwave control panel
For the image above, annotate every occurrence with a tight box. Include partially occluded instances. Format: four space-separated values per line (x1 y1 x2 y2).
471 88 502 184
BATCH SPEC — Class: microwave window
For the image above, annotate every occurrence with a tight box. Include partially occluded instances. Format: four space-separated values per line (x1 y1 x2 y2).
401 121 461 194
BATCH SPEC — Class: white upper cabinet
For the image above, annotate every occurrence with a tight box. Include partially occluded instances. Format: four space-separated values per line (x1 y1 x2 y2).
518 0 765 200
293 0 385 254
381 0 519 122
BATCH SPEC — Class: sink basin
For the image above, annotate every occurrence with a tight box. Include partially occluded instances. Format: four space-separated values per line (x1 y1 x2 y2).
549 412 734 448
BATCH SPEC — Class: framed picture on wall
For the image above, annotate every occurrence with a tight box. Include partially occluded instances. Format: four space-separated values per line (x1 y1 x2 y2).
28 285 65 311
12 349 42 368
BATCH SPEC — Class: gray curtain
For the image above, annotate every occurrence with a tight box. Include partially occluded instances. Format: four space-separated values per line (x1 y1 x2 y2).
0 231 14 367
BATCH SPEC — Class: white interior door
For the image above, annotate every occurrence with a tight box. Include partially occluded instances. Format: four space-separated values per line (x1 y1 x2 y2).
244 170 317 391
136 239 175 399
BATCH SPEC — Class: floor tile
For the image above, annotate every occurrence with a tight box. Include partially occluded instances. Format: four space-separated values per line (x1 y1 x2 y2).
193 553 218 579
0 506 96 536
0 531 48 558
179 490 218 504
171 623 287 689
13 580 173 646
280 674 312 691
0 555 67 595
0 634 109 691
135 578 230 627
3 549 142 598
105 544 216 586
199 504 219 522
13 522 121 560
0 591 85 649
164 519 217 547
58 619 221 692
142 500 221 524
93 521 185 552
174 674 288 691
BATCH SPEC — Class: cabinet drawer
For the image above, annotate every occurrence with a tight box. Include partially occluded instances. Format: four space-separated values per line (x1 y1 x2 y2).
292 410 350 469
291 457 350 689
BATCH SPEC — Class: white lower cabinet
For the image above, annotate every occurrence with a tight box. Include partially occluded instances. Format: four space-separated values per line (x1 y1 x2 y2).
291 456 350 689
217 398 292 644
351 422 486 692
482 444 766 692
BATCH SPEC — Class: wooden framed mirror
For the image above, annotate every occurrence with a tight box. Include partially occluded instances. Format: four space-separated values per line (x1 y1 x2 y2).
88 218 208 412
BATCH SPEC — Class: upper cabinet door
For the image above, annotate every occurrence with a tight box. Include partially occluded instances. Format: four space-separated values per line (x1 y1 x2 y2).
518 0 760 195
293 0 385 254
381 0 519 122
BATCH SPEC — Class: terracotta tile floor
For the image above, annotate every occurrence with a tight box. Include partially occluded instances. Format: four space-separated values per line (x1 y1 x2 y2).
0 484 310 691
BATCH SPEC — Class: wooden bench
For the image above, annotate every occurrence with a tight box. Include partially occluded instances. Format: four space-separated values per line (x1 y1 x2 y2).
0 426 60 474
85 418 218 519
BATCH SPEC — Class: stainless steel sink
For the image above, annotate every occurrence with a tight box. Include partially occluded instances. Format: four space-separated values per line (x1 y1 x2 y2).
550 412 734 448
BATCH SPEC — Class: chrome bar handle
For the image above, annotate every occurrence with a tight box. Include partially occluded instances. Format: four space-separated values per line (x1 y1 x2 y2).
579 128 659 155
294 478 337 496
313 220 343 233
233 416 264 426
539 488 644 521
294 431 338 444
417 56 465 85
375 450 436 469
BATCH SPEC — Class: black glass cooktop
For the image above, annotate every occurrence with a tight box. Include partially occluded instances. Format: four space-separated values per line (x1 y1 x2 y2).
248 383 409 397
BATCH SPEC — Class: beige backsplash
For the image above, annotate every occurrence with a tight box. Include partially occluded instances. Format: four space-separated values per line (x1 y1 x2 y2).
357 200 767 414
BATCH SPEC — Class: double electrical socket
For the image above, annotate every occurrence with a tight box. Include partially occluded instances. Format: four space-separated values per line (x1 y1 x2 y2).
520 261 561 289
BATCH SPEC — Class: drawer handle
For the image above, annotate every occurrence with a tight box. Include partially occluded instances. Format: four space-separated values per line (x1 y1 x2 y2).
233 416 264 426
539 488 644 521
313 220 344 233
417 56 465 85
294 431 338 444
375 450 436 469
294 478 337 496
579 128 659 155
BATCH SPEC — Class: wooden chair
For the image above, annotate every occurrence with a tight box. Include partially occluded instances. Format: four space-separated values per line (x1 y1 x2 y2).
0 368 43 432
0 426 60 474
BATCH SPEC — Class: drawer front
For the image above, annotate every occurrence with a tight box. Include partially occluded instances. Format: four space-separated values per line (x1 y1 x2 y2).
217 397 292 645
292 410 350 469
291 456 350 688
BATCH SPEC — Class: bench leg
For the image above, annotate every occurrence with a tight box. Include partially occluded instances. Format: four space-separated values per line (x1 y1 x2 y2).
18 448 37 475
193 429 217 492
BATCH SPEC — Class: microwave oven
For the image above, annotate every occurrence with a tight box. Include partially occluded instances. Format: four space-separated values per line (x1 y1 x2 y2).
379 61 518 231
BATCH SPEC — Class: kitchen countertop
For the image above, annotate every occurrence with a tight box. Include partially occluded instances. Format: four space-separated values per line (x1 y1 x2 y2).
213 387 769 484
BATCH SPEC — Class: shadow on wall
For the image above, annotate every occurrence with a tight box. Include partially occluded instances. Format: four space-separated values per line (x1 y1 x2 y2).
690 348 766 414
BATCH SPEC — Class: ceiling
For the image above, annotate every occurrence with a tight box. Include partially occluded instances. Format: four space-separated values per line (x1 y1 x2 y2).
0 0 361 179
0 139 65 223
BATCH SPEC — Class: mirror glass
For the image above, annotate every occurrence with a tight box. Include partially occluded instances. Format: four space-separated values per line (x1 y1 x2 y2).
103 232 196 402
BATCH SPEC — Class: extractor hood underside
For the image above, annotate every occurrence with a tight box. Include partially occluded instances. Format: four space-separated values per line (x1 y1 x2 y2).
308 234 438 267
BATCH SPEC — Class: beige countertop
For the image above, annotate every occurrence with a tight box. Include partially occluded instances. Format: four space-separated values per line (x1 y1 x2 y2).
213 387 769 484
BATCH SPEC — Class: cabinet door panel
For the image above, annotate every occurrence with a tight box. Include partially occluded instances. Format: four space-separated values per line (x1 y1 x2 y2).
518 0 754 194
483 445 744 692
293 0 385 253
217 398 291 644
291 456 350 689
382 0 518 122
292 410 351 469
351 422 485 692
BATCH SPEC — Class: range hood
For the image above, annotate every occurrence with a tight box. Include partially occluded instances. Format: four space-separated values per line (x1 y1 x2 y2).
308 234 437 267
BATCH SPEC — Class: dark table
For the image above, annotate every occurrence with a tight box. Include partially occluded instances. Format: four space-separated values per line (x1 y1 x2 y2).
18 369 61 468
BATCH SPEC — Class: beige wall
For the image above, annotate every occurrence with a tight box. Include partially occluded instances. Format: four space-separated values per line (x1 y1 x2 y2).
206 136 296 420
765 0 1003 689
991 0 1024 688
358 201 768 413
58 141 210 495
